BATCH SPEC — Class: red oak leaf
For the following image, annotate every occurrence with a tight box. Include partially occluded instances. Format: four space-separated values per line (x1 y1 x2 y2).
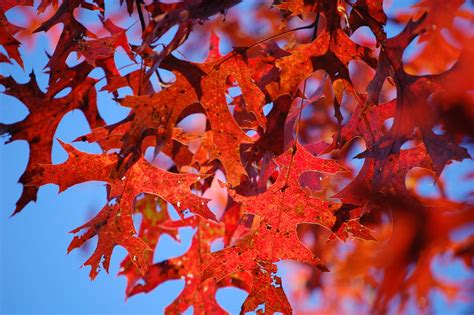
0 73 104 214
29 142 215 278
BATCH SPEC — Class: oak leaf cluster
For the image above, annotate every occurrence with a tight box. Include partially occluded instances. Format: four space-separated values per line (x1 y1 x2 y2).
1 0 473 314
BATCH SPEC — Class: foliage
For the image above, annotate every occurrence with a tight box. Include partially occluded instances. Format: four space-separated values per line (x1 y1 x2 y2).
1 0 473 313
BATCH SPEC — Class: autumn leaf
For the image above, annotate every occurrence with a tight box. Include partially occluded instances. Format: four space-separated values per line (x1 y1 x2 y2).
30 141 215 278
0 72 104 214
